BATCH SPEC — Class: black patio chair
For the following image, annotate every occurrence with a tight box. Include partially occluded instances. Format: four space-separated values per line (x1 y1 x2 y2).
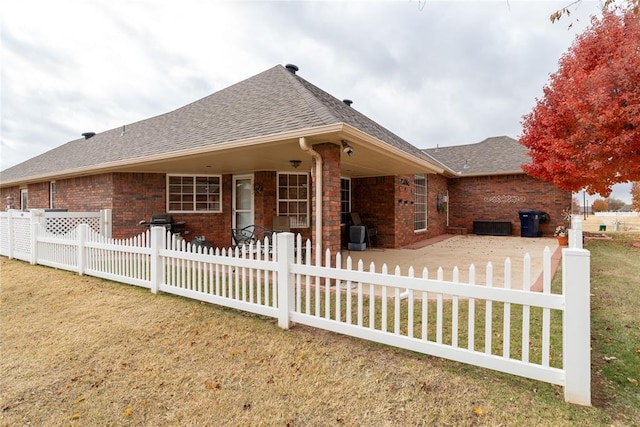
231 225 274 253
350 212 379 248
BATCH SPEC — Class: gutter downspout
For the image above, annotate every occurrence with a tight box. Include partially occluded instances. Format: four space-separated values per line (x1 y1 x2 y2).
299 137 322 263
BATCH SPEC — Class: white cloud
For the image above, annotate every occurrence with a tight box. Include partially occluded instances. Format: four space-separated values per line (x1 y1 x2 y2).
4 0 623 206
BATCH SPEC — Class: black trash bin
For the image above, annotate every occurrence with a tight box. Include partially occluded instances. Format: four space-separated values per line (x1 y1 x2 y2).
519 210 543 237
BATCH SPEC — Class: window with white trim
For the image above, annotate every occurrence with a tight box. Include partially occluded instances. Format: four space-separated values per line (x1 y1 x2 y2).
50 181 56 209
167 175 222 213
340 177 351 224
277 172 309 228
414 174 427 231
20 189 28 212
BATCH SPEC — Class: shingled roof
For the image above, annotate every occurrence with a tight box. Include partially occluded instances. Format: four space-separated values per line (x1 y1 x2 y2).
423 136 529 176
1 64 434 184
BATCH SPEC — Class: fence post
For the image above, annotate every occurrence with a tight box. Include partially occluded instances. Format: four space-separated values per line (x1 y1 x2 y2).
149 226 165 294
277 232 295 329
30 222 39 265
562 247 591 405
30 209 45 265
570 216 583 249
7 210 15 259
77 224 88 275
101 209 112 238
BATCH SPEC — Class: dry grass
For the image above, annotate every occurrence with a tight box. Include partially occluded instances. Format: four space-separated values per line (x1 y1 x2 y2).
581 214 640 233
0 256 621 426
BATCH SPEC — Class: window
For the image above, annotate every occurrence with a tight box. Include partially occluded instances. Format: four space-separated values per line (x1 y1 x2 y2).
20 189 28 212
414 174 427 231
167 175 222 213
277 173 309 228
50 181 56 209
340 178 351 224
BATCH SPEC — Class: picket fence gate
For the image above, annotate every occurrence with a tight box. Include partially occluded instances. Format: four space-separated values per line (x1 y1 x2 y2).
0 212 591 405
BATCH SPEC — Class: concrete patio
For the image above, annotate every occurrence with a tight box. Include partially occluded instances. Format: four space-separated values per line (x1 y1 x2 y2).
339 234 561 290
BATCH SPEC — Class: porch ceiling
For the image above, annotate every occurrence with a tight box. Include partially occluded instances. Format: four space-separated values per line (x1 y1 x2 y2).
116 131 442 178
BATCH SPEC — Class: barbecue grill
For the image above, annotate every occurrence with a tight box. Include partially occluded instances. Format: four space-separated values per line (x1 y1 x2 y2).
139 213 186 234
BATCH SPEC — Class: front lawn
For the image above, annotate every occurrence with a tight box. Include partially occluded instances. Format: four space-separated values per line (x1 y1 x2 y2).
0 233 638 425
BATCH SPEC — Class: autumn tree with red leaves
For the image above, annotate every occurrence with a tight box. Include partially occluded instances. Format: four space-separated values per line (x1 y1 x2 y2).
520 7 640 197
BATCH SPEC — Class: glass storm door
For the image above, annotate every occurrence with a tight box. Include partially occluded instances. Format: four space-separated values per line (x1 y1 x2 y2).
233 175 254 230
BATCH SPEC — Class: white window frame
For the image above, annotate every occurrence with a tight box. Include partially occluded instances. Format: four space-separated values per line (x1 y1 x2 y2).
277 172 309 228
20 189 28 212
414 174 427 232
166 174 222 213
50 181 56 209
340 177 351 225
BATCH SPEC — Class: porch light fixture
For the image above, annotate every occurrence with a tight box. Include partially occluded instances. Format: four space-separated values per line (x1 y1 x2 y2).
6 195 14 210
289 160 302 169
341 140 354 157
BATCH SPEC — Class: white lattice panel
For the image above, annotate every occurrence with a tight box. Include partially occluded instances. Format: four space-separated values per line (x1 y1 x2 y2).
12 217 32 260
0 217 9 256
46 217 100 235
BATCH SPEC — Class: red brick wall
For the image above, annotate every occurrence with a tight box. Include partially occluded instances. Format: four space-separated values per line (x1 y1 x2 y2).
254 171 275 228
111 173 233 244
2 176 114 212
111 173 165 238
447 174 572 236
314 143 341 255
25 182 50 208
352 176 396 247
0 186 20 210
352 174 448 248
56 173 115 211
22 172 234 242
255 171 313 243
426 174 449 237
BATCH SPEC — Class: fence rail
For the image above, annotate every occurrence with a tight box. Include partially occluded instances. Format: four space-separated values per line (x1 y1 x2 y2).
0 211 591 405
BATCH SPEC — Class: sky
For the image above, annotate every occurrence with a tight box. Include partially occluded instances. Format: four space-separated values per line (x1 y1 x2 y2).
0 0 633 205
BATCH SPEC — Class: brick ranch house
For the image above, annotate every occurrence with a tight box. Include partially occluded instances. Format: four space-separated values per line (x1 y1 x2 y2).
0 64 570 253
424 136 571 237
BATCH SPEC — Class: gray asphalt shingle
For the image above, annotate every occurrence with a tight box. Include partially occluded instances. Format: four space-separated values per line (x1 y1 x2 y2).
423 136 529 176
1 64 430 183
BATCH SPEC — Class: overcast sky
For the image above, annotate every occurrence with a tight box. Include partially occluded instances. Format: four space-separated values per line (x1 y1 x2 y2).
0 0 632 204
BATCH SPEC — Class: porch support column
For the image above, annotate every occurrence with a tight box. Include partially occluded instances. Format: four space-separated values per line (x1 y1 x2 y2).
312 142 341 256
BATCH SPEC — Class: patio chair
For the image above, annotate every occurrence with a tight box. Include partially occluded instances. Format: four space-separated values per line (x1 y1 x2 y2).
231 225 274 254
272 216 291 232
349 212 379 248
231 225 255 247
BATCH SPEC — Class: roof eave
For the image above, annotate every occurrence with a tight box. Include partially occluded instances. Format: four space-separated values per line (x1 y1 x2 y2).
0 124 349 187
339 124 446 175
1 122 449 187
452 169 526 178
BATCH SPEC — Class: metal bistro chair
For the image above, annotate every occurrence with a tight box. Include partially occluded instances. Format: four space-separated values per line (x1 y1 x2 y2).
231 225 274 255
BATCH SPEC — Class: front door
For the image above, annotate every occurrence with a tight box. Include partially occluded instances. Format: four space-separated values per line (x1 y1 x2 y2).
233 175 254 231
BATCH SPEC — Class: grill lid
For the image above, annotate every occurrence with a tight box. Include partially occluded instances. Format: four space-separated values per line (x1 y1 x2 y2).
149 213 174 224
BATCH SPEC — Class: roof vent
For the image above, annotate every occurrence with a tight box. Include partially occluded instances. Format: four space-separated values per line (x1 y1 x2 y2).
342 99 353 107
285 64 299 74
82 132 96 140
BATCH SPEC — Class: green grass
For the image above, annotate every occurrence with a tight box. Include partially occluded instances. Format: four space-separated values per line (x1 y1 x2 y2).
587 234 640 421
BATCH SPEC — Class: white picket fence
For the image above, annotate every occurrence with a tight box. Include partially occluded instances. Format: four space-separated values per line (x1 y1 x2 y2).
0 211 591 405
0 209 111 260
594 211 639 217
